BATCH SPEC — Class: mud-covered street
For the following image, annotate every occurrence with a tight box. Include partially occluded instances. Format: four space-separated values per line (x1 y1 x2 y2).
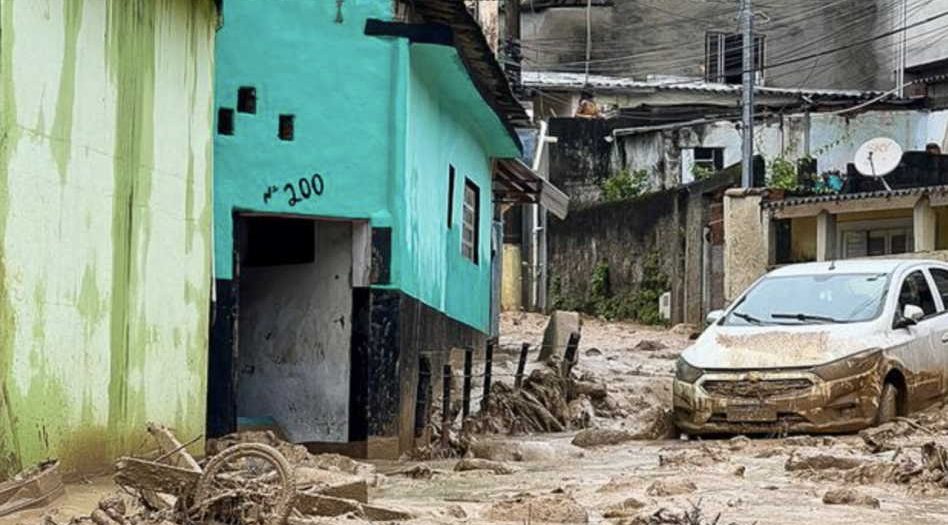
13 313 948 525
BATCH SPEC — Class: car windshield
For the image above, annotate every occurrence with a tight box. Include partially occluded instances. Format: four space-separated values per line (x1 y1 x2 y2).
724 272 889 326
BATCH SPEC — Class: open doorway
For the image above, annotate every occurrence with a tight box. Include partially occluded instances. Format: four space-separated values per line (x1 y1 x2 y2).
218 214 367 445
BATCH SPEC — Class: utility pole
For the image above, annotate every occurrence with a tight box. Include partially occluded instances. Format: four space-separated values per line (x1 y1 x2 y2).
740 0 755 188
897 0 908 97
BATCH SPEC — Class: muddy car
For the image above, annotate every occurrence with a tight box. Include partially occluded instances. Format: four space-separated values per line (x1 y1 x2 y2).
674 259 948 435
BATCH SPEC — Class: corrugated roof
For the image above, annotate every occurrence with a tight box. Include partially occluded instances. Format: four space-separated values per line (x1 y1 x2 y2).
762 185 948 209
523 71 886 100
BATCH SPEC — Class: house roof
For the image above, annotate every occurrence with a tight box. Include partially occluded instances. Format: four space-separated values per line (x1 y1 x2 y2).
412 1 530 128
523 71 888 101
762 185 948 210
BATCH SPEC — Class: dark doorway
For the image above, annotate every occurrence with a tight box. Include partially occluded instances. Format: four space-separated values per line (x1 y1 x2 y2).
208 214 362 445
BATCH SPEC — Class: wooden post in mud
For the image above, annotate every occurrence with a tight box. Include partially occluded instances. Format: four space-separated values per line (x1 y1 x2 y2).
561 332 580 378
462 348 473 418
515 342 529 389
482 339 495 410
442 364 453 447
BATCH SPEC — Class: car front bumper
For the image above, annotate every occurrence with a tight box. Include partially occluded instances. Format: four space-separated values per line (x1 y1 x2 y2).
673 367 883 435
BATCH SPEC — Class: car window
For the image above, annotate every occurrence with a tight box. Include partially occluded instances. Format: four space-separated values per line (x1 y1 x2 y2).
930 268 948 310
897 270 937 317
723 273 889 326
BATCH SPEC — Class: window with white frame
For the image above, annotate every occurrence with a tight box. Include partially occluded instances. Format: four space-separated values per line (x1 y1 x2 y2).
462 179 480 263
839 219 913 259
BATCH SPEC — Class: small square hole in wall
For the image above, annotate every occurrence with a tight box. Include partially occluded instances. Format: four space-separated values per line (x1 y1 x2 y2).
237 86 256 114
278 114 295 141
218 108 234 135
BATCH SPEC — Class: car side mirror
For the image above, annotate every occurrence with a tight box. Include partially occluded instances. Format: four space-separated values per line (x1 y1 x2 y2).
706 309 725 325
904 304 925 322
895 304 925 329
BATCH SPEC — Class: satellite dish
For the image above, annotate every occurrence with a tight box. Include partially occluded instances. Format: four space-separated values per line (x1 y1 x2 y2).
854 137 903 191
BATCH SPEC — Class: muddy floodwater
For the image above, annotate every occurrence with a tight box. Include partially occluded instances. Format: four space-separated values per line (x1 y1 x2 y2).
12 313 948 524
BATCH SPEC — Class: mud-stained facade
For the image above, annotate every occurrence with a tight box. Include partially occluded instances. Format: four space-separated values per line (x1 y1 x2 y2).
0 0 217 476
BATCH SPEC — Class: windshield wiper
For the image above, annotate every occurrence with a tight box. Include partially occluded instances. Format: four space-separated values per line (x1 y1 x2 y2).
771 312 840 323
731 311 765 325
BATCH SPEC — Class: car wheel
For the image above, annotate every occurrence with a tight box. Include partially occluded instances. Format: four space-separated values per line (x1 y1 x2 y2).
876 382 899 425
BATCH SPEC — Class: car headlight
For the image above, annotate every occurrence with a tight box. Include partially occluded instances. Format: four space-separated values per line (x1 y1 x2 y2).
813 349 882 381
675 358 703 383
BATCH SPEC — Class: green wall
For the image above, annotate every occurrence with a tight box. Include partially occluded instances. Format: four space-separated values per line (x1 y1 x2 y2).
0 0 216 475
215 1 519 333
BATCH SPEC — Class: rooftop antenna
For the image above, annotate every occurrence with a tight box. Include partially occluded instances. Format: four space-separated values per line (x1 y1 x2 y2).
854 137 903 192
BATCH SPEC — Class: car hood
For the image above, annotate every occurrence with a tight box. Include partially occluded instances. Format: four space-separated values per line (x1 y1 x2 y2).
681 322 889 370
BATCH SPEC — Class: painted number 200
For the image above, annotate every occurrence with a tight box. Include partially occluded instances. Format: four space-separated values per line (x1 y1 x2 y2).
284 174 324 206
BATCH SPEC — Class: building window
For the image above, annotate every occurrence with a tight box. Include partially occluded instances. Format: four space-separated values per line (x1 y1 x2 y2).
461 179 480 264
237 86 257 114
447 165 456 228
278 114 295 141
839 220 913 259
706 32 764 84
694 147 724 172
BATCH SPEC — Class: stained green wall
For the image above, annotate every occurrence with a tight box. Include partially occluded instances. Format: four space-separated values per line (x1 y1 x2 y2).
0 0 216 476
215 1 519 333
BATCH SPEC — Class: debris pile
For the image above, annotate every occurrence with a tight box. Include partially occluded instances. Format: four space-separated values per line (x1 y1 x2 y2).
475 362 575 434
53 425 408 525
623 500 739 525
485 491 589 524
822 487 880 508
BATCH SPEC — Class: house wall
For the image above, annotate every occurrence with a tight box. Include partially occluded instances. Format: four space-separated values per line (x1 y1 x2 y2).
402 44 510 332
613 110 948 190
214 2 513 335
236 221 353 444
213 1 519 455
0 0 216 476
521 1 892 91
214 0 395 281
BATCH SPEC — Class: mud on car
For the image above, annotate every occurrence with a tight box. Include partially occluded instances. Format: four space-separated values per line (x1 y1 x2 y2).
674 259 948 435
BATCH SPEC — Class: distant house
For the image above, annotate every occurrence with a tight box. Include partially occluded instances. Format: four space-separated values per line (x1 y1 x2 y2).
506 0 948 317
210 0 566 459
0 1 219 476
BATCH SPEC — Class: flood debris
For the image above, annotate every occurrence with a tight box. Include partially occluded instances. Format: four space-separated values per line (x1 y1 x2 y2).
485 492 589 523
625 500 738 525
645 479 698 497
63 425 406 525
601 496 648 518
632 339 667 352
784 452 871 472
0 460 64 517
658 445 728 468
822 487 881 508
453 458 518 475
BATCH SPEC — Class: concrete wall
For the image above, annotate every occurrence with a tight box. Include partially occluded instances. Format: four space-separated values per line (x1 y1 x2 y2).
723 190 769 302
521 1 896 90
237 222 353 443
0 0 216 475
548 188 683 321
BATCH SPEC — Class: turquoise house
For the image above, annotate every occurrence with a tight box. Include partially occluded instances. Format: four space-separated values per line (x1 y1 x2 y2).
210 0 565 457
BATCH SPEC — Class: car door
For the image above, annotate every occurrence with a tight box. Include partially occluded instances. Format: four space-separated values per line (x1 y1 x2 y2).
892 269 943 401
924 266 948 394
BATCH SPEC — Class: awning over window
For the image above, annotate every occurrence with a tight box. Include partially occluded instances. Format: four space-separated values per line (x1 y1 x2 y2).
492 158 569 219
